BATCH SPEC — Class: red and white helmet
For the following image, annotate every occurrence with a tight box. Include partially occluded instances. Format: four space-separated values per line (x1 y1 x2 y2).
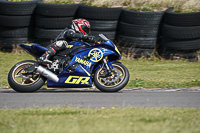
71 18 91 35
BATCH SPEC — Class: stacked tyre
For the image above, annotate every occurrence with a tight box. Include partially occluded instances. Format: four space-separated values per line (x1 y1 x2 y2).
77 5 122 41
0 1 36 52
159 8 200 61
117 9 164 58
34 2 79 46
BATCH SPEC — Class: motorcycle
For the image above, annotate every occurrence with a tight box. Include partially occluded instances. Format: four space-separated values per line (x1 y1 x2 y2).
8 34 129 92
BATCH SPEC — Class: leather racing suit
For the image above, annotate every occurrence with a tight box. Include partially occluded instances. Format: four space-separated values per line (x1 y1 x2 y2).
38 27 96 63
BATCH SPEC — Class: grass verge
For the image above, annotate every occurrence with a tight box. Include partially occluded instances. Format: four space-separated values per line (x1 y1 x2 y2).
0 107 200 133
124 59 200 88
0 52 199 88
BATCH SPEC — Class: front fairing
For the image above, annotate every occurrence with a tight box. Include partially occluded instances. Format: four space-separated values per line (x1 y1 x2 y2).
70 40 121 60
101 40 121 58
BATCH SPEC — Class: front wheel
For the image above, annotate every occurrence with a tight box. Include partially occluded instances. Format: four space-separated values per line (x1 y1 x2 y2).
8 60 46 92
94 62 129 92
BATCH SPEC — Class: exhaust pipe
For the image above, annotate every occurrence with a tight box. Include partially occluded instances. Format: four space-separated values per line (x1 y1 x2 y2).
36 66 59 82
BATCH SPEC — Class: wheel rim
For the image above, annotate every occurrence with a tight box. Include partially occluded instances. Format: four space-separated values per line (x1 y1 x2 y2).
97 64 125 88
12 62 40 85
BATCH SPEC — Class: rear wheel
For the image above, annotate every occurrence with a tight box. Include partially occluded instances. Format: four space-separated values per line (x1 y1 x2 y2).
94 62 129 92
8 60 46 92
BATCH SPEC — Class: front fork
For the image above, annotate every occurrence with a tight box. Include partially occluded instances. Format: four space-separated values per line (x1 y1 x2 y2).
102 58 113 76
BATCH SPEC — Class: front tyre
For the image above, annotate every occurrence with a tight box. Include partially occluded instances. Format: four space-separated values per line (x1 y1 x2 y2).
94 62 129 92
8 60 46 92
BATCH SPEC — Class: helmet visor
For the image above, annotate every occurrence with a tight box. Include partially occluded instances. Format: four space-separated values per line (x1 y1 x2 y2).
81 25 90 35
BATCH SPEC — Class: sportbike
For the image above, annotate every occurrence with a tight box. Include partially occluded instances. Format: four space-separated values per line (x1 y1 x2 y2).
8 34 129 92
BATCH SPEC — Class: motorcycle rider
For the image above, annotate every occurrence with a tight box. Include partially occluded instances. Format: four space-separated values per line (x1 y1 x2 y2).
25 18 96 73
38 18 96 64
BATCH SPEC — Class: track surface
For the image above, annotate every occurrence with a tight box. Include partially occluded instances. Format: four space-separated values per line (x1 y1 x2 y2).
0 89 200 108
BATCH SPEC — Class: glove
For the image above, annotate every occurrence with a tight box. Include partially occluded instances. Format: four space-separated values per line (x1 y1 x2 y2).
37 57 52 64
83 35 95 41
87 36 95 42
83 35 88 40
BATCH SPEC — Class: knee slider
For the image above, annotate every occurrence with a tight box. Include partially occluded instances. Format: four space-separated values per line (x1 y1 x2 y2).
55 40 68 48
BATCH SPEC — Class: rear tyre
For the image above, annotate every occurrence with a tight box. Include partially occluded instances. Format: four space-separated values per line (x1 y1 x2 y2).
94 62 129 92
8 60 46 92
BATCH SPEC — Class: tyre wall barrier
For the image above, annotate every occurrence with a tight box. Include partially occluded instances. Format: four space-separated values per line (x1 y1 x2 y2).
158 8 200 61
77 4 122 41
0 1 37 52
34 2 79 46
0 2 199 61
117 9 164 58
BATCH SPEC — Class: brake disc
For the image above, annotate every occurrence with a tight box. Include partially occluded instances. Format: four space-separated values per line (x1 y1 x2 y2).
101 68 120 83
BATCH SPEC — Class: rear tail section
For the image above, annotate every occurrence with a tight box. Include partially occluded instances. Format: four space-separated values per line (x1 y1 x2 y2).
20 43 47 59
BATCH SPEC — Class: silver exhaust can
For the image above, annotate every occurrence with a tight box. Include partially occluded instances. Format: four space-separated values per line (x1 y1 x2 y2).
36 66 59 83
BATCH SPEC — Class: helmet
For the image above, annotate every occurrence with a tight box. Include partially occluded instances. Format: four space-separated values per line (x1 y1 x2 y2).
71 19 91 35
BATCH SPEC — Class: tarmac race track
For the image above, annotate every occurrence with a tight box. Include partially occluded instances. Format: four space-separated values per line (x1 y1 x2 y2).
0 88 200 108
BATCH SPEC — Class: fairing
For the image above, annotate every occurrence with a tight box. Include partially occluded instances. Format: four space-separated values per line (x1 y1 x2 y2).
20 43 47 59
20 40 121 88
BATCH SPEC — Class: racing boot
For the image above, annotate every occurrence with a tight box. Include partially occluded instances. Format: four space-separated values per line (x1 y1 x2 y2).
23 48 54 73
24 51 53 74
37 45 58 64
37 51 53 64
